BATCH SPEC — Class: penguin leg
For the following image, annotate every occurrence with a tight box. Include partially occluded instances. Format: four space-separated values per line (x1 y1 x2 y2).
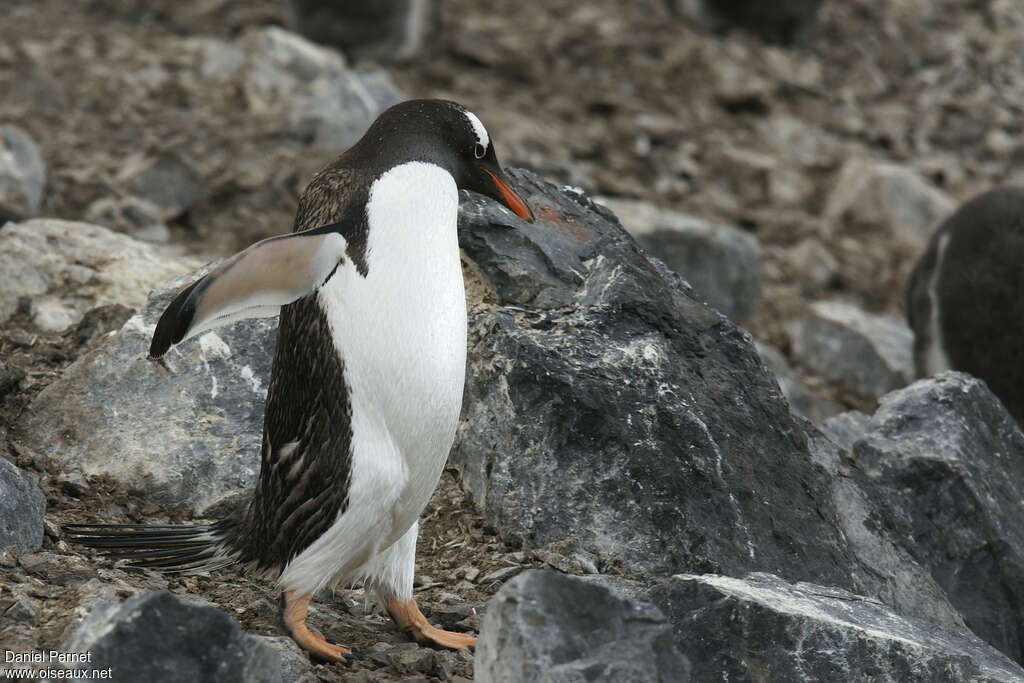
370 522 476 650
283 590 352 661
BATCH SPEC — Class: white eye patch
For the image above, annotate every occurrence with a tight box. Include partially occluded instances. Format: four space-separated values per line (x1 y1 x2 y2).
461 108 490 152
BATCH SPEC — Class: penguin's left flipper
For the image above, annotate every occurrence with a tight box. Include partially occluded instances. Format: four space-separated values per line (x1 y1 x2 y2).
386 598 476 650
150 224 351 358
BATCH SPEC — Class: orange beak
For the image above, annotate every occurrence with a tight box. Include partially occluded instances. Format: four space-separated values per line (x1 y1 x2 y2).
484 169 535 223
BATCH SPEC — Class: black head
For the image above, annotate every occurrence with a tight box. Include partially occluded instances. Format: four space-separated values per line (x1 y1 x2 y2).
349 99 534 222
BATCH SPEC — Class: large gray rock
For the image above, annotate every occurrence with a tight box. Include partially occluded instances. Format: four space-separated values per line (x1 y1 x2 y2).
822 372 1024 663
756 341 839 424
825 158 955 246
238 26 403 149
646 573 1024 682
16 265 275 515
0 457 44 553
786 299 914 401
598 197 762 322
0 124 45 221
286 0 439 62
119 153 201 220
0 219 199 331
455 170 861 590
476 570 688 682
63 591 282 682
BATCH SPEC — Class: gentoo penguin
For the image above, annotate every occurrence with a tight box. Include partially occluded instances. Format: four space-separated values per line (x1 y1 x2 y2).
65 99 534 660
906 186 1024 422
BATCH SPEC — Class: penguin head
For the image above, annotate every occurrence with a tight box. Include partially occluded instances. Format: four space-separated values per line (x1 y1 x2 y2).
356 99 534 223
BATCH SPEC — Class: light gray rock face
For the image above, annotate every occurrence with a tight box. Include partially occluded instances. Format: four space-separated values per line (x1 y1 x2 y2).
64 591 282 683
786 299 914 400
476 570 688 682
456 170 866 591
0 219 199 331
119 154 201 220
0 124 45 221
646 573 1024 683
599 197 762 322
825 158 955 246
755 341 839 423
16 265 275 515
822 372 1024 664
286 0 439 62
237 26 403 149
0 458 44 553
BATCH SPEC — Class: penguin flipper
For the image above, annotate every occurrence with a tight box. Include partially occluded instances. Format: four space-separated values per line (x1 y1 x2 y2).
150 226 349 357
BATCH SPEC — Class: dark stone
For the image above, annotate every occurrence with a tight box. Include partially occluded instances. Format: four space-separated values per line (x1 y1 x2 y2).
0 457 44 553
476 570 688 682
65 591 282 682
456 169 863 589
674 0 825 44
0 358 24 400
129 154 201 219
286 0 439 62
822 372 1024 664
646 573 1024 682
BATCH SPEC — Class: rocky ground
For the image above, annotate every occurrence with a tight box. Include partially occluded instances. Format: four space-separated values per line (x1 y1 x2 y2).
2 0 1024 681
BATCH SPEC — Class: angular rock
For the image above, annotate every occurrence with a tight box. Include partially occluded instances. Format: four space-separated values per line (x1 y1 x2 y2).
0 358 24 400
825 158 955 246
85 195 171 243
239 26 403 150
0 457 44 553
476 570 687 682
16 266 275 514
121 154 201 219
0 219 199 330
0 124 46 221
756 341 839 423
286 0 439 62
822 372 1024 663
646 573 1024 682
455 170 862 590
786 299 914 400
63 591 282 682
598 197 762 322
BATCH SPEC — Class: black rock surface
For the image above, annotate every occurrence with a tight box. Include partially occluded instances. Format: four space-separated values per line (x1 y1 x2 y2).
64 591 282 683
455 169 861 587
0 457 44 553
646 573 1024 683
822 372 1024 663
476 570 688 682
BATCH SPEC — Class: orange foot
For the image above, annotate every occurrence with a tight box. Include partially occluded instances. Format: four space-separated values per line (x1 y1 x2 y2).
283 590 352 661
386 597 476 650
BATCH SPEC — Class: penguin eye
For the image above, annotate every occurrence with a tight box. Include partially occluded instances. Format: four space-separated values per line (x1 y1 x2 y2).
474 142 486 159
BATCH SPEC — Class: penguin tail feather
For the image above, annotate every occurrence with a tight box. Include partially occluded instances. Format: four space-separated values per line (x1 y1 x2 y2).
63 523 236 573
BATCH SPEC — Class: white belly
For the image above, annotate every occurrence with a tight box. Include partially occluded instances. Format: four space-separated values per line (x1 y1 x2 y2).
322 162 466 550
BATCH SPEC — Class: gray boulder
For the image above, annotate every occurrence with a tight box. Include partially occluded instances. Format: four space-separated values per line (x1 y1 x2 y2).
118 154 201 220
455 170 861 590
238 26 403 150
63 591 282 682
0 457 44 553
0 219 199 331
646 573 1024 682
0 124 45 221
824 158 954 247
786 299 914 401
822 372 1024 663
476 570 688 682
16 265 275 515
755 341 839 423
286 0 439 62
599 197 761 322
